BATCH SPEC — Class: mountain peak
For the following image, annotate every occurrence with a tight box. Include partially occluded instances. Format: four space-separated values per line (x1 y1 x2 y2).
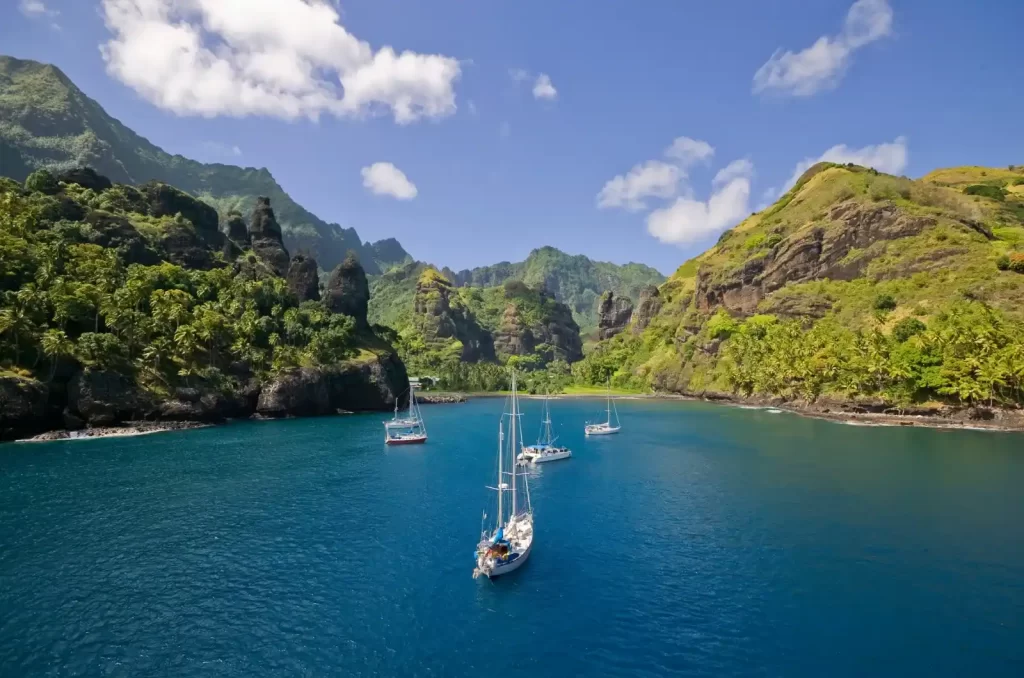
0 54 398 275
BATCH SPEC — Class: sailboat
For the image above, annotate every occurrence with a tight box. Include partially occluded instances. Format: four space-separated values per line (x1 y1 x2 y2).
584 381 621 436
518 395 571 465
384 385 427 445
474 371 534 579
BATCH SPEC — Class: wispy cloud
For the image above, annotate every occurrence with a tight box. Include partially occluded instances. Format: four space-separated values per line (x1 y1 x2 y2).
510 68 558 101
199 141 243 159
753 0 893 97
98 0 461 123
361 162 418 200
784 136 908 191
597 136 715 211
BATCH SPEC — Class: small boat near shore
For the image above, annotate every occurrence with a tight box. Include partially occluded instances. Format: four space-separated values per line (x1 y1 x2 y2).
518 396 571 465
384 386 427 445
585 382 621 436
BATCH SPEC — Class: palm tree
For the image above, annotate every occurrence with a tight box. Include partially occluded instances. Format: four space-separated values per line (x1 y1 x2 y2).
40 329 73 382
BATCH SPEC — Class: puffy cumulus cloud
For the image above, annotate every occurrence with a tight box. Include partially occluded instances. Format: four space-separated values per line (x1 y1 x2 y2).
646 161 753 246
753 0 892 97
361 162 418 200
597 161 681 211
532 74 557 100
597 136 714 211
99 0 461 124
784 136 908 190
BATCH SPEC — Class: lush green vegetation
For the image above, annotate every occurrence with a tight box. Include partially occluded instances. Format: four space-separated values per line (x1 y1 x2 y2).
0 55 408 274
570 163 1024 409
0 174 379 398
446 246 664 335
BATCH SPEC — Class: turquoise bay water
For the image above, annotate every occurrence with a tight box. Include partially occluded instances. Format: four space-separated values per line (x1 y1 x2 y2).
1 399 1023 676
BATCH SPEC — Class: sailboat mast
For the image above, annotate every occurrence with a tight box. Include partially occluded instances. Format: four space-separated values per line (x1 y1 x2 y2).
510 371 518 518
497 420 504 529
606 381 611 424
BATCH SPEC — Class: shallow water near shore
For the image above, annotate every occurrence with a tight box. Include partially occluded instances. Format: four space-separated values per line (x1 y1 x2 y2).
2 399 1023 676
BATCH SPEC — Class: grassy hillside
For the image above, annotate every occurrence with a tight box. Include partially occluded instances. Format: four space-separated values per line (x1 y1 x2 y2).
574 162 1024 408
0 55 409 274
446 246 664 335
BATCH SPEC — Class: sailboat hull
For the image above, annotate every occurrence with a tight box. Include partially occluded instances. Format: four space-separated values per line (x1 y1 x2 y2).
385 435 427 445
585 426 620 436
478 539 532 578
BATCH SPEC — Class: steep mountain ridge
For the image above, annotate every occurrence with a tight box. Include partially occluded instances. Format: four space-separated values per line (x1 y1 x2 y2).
443 245 665 335
0 55 410 274
575 162 1024 411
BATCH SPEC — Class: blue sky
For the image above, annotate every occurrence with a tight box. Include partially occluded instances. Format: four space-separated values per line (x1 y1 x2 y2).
3 0 1023 274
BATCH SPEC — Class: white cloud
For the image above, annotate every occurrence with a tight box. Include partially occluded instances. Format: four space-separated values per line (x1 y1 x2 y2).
510 69 558 101
597 161 682 211
361 162 418 200
532 74 557 100
665 137 715 167
784 136 908 190
753 0 892 97
713 158 754 187
647 170 753 246
99 0 461 124
597 136 714 211
20 0 58 19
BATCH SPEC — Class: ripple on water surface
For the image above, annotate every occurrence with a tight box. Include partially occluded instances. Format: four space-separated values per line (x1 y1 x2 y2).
1 400 1023 676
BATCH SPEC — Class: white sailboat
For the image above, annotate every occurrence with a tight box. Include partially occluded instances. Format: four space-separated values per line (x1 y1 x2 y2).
384 385 427 445
584 382 621 436
474 371 534 579
518 395 571 465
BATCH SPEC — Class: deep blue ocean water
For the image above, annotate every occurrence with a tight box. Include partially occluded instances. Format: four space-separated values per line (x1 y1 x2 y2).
1 398 1023 677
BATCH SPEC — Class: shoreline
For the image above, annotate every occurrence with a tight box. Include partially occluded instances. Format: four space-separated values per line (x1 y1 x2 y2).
17 421 210 443
10 392 1024 444
462 390 1024 433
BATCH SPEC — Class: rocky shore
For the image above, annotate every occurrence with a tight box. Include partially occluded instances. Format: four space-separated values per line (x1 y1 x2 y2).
22 421 209 443
417 393 467 404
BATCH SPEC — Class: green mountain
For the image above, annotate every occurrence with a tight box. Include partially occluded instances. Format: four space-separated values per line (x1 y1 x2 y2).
0 55 410 275
0 167 406 440
575 162 1024 409
372 265 582 379
442 246 665 335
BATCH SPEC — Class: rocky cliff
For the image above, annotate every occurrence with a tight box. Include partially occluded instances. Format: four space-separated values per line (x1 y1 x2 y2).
248 196 291 276
287 254 321 302
412 269 495 362
596 291 634 340
325 253 371 326
631 285 662 332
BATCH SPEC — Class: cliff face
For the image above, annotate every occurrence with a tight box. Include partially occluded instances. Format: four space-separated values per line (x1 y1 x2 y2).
597 291 634 340
413 269 495 362
248 196 291 276
325 253 371 326
695 201 936 315
287 255 321 302
631 285 662 332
